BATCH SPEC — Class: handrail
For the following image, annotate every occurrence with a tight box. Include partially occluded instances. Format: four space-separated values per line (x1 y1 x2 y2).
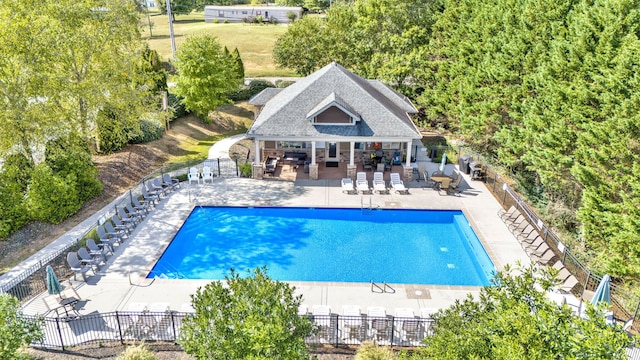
371 280 395 294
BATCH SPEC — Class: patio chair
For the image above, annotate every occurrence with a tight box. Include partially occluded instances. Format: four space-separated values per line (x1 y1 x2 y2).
78 246 102 271
125 203 145 222
104 221 127 242
162 173 180 191
141 185 160 206
529 246 556 266
202 166 214 184
390 173 409 194
447 173 463 194
341 178 355 194
96 225 118 252
132 197 151 215
188 167 200 184
341 305 362 342
356 172 370 194
66 252 93 281
373 172 388 194
112 215 134 235
312 305 332 343
367 306 390 344
87 238 111 258
153 178 170 196
395 308 421 344
117 207 138 226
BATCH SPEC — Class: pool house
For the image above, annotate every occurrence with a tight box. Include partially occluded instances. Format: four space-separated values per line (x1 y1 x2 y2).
247 62 423 181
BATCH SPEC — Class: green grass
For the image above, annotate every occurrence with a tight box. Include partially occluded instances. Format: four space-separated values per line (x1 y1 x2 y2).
142 11 297 77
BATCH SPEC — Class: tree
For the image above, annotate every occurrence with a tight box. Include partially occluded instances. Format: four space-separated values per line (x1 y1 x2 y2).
174 33 243 119
156 0 197 19
0 294 43 360
179 267 314 360
410 263 630 359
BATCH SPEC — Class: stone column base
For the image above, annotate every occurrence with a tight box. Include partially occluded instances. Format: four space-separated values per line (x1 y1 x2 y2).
346 165 357 179
252 164 263 180
309 164 319 180
403 165 414 182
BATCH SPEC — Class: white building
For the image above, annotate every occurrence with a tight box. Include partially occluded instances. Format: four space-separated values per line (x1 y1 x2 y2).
204 5 302 23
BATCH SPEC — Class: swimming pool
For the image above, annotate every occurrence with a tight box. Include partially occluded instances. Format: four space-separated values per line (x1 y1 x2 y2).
148 207 496 286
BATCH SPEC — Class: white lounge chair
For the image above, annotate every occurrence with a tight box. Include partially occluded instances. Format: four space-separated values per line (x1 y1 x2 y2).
66 252 93 281
373 172 388 194
202 166 214 184
188 167 200 184
313 305 332 343
341 178 355 194
390 173 409 194
356 172 370 194
367 306 390 344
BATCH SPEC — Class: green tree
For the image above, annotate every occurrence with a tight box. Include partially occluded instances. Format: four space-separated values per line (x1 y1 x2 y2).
156 0 197 19
179 267 314 360
174 33 243 119
0 294 44 360
411 264 630 359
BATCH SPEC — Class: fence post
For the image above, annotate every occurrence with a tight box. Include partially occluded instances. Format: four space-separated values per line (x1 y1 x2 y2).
390 316 395 346
54 317 65 351
235 157 239 177
217 158 221 177
115 311 125 345
170 311 177 341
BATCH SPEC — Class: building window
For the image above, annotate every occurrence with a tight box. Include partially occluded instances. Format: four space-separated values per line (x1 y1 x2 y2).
242 10 247 14
277 141 309 149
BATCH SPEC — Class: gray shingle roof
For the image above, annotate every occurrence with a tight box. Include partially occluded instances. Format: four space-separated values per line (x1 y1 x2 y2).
246 63 421 140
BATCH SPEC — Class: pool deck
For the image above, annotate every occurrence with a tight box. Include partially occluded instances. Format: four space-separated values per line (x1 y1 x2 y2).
21 165 548 318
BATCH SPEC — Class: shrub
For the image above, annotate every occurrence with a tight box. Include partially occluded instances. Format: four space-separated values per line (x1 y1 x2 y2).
26 163 81 224
97 106 129 153
0 154 32 239
228 79 276 102
45 134 103 203
223 19 228 23
168 92 188 120
275 79 295 88
355 341 397 360
0 294 43 360
286 10 297 23
116 343 156 360
130 114 165 144
255 15 263 23
238 162 252 177
213 18 219 24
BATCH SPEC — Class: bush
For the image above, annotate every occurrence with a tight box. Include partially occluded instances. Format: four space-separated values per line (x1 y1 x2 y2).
45 134 103 203
238 162 252 177
355 341 397 360
223 19 228 23
213 18 219 24
275 79 295 88
228 79 276 101
0 154 32 239
97 106 129 153
26 163 81 224
116 343 156 360
130 114 165 144
0 294 43 360
168 92 188 120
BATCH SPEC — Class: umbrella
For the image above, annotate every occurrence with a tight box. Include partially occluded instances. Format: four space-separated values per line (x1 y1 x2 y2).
439 153 447 173
46 265 62 297
591 274 611 306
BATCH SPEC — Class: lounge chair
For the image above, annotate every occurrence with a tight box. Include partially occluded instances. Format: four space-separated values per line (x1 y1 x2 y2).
356 172 370 194
87 238 111 258
390 173 409 194
367 306 390 344
117 207 138 226
312 305 332 343
153 178 170 196
67 252 93 281
104 221 127 242
499 206 521 222
341 178 355 194
188 167 200 184
141 185 160 206
78 246 102 271
162 173 180 191
96 225 118 252
112 215 134 235
132 197 151 215
341 305 362 342
530 246 556 265
395 308 420 344
373 172 388 194
125 203 145 221
202 166 214 184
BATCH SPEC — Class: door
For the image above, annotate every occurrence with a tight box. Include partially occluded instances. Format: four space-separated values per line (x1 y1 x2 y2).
326 142 339 162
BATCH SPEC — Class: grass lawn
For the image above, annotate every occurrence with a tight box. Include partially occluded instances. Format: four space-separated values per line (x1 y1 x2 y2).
142 10 297 77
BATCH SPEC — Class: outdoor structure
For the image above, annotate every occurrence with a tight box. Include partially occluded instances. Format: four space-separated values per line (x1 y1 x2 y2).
204 5 302 23
246 62 422 180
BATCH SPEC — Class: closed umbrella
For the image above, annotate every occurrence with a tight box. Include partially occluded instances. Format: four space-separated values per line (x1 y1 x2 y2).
591 274 611 306
46 265 62 297
439 153 447 173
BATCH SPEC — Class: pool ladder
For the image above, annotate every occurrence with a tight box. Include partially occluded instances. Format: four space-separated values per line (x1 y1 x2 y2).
361 195 374 215
371 280 396 294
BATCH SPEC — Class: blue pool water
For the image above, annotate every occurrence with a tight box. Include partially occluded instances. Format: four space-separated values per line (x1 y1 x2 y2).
148 207 496 286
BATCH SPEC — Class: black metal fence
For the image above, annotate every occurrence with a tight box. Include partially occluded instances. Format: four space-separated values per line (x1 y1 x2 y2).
459 148 640 329
0 158 240 303
28 312 434 350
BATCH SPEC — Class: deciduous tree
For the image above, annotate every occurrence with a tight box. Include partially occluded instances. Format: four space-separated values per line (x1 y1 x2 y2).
179 267 314 359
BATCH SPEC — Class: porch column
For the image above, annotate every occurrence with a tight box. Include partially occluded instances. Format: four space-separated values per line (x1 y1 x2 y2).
252 139 263 180
311 141 317 165
405 141 412 167
349 142 355 165
347 141 357 179
254 140 260 163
